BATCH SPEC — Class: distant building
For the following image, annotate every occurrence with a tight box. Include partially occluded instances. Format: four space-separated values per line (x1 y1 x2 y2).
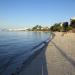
63 22 68 26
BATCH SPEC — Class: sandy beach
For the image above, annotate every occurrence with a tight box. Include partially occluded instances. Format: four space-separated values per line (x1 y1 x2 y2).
19 32 75 75
46 32 75 75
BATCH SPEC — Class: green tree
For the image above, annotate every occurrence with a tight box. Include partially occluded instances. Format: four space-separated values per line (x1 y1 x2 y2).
50 23 62 32
70 19 75 28
32 25 42 31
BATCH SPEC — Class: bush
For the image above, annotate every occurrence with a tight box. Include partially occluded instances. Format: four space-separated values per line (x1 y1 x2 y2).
67 26 73 31
50 23 62 32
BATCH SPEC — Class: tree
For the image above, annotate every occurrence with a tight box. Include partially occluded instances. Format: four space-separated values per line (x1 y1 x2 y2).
32 25 42 31
50 23 62 32
70 19 75 28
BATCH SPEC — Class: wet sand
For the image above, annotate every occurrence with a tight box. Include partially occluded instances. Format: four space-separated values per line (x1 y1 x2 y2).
19 32 75 75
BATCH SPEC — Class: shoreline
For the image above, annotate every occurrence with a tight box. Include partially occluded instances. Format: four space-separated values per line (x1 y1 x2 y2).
1 32 75 75
18 32 75 75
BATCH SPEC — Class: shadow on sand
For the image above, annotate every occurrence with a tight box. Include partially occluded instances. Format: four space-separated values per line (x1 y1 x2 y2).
51 41 75 69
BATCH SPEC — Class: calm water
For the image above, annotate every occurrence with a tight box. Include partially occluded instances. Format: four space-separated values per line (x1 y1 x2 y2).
0 31 50 75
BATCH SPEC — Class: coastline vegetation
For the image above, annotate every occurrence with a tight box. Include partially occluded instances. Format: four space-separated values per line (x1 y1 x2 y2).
28 17 75 32
1 17 75 32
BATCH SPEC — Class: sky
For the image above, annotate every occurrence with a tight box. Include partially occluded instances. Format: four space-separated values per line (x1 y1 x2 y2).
0 0 75 29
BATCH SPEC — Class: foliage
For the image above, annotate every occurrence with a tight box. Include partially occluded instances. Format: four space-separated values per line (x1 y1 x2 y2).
67 26 73 31
70 19 75 28
32 25 42 31
50 21 74 32
32 25 50 31
50 23 62 32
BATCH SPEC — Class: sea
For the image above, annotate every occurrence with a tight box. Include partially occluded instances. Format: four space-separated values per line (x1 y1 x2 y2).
0 31 51 75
